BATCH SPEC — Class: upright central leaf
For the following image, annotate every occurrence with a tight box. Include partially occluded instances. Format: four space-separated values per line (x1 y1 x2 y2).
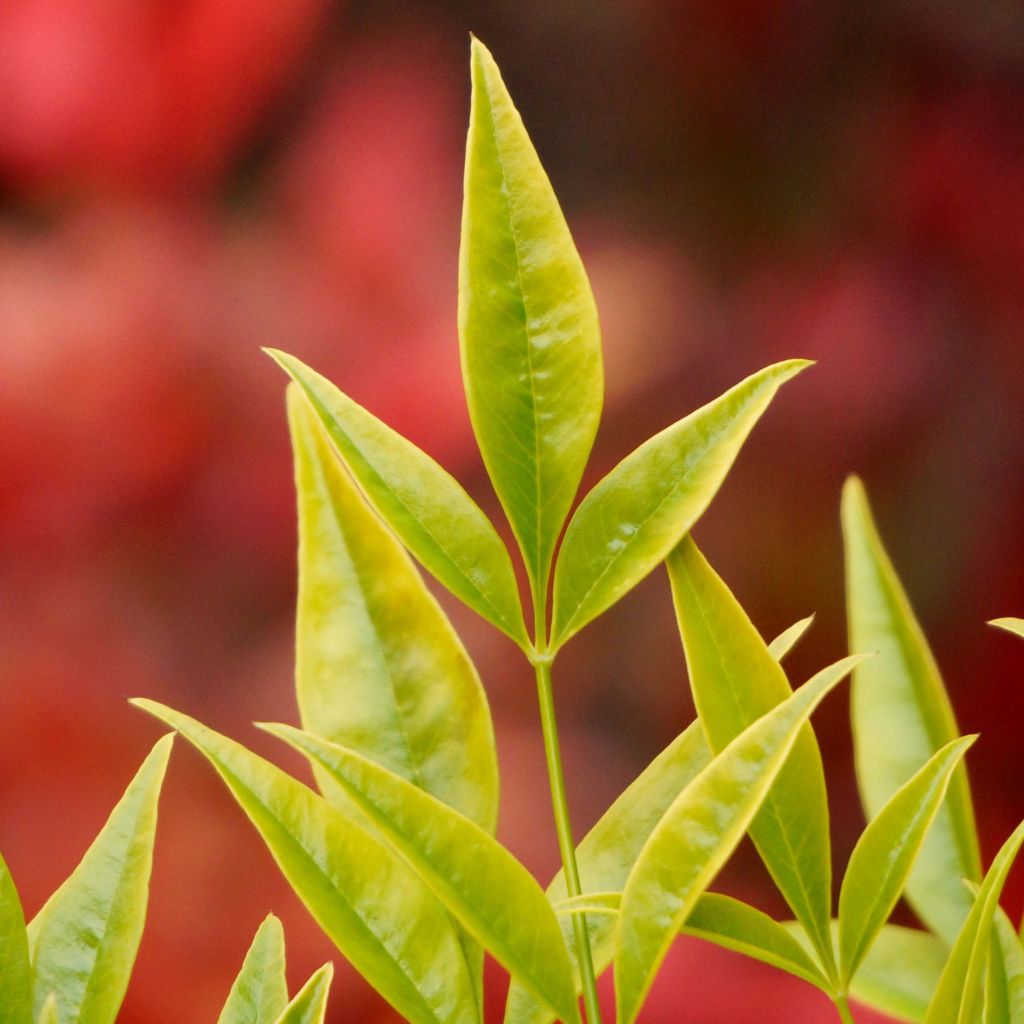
460 38 603 596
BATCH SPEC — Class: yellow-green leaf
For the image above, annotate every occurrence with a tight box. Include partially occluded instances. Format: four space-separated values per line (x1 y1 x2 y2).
269 351 528 648
217 915 289 1024
991 907 1024 1024
459 37 603 594
551 359 810 649
990 618 1024 641
0 852 31 1024
28 735 173 1024
35 995 57 1024
842 477 981 944
838 736 976 986
666 535 836 974
262 724 581 1024
767 615 815 662
288 386 498 833
614 658 854 1024
271 964 333 1024
131 701 478 1024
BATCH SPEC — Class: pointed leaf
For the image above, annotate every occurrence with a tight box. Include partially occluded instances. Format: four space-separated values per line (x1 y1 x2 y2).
263 723 581 1024
990 618 1024 641
839 736 976 985
217 915 289 1024
271 964 333 1024
666 535 836 971
614 658 854 1024
925 818 1024 1024
35 995 57 1024
288 386 498 832
0 852 32 1024
459 38 603 591
269 350 528 648
767 614 815 662
28 735 173 1024
131 701 478 1024
505 721 710 1024
843 477 981 943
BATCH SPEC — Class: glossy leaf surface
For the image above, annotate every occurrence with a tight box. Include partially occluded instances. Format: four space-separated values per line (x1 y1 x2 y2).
289 387 498 831
551 359 810 648
264 724 581 1024
132 701 478 1024
614 659 854 1024
217 915 289 1024
271 964 333 1024
28 735 173 1024
838 736 976 986
504 722 710 1024
459 37 602 591
843 477 980 943
270 350 528 647
667 535 835 970
767 614 815 662
0 852 32 1024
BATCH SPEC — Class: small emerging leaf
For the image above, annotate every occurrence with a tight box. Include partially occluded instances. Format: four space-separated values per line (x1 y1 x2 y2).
217 915 289 1024
460 37 603 593
551 359 810 648
990 618 1024 641
28 735 173 1024
0 852 32 1024
272 964 333 1024
767 614 815 662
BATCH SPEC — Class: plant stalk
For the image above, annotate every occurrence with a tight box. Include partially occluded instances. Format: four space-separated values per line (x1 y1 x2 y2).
834 994 856 1024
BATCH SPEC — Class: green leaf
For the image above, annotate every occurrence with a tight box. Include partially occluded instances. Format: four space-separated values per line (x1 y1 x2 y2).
0 852 32 1024
987 925 1011 1024
551 359 810 649
131 701 478 1024
838 735 977 986
666 535 836 973
262 724 581 1024
613 657 855 1024
269 350 528 649
504 721 710 1024
767 614 815 662
217 915 289 1024
842 476 981 944
459 38 603 594
990 618 1024 641
35 995 57 1024
271 964 333 1024
924 818 1024 1024
28 735 173 1024
288 386 498 833
992 907 1024 1023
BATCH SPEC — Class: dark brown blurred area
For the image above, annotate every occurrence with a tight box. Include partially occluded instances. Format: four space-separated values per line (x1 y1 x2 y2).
2 1 1023 1020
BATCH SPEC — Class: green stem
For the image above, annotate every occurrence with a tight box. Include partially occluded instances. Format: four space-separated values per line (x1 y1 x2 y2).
834 993 856 1024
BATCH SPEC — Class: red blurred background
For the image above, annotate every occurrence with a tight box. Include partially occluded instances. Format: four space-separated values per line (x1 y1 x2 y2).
2 1 1023 1020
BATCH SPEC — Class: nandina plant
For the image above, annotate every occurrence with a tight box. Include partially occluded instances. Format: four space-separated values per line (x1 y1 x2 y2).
5 37 1024 1024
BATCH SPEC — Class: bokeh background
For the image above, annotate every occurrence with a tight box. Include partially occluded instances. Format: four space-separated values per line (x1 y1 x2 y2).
2 1 1024 1020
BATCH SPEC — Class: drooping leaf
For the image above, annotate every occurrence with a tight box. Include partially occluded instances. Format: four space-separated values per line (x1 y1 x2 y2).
990 618 1024 641
131 701 478 1024
666 535 836 973
269 350 528 648
0 851 32 1024
838 736 976 986
550 359 810 649
35 995 57 1024
924 818 1024 1024
262 724 581 1024
767 614 815 662
28 735 173 1024
288 386 498 832
504 721 710 1024
842 477 981 944
271 964 334 1024
217 915 289 1024
459 37 603 593
614 658 855 1024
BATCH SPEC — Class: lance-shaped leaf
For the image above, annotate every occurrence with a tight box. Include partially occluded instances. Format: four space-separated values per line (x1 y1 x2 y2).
551 359 810 649
991 618 1024 641
504 722 710 1024
36 996 57 1024
459 38 603 592
838 736 977 986
217 915 289 1024
925 818 1024 1024
262 723 581 1024
767 615 815 662
990 907 1024 1024
614 658 854 1024
0 852 32 1024
269 350 528 648
131 701 478 1024
272 964 333 1024
666 535 836 973
842 477 981 944
288 387 498 832
28 734 173 1024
